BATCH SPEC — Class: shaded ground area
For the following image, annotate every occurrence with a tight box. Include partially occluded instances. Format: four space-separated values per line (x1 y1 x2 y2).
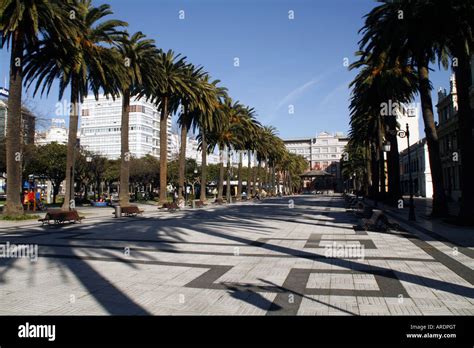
0 195 473 315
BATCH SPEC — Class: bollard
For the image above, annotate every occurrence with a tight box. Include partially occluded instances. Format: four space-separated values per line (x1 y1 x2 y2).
192 200 196 209
115 205 121 218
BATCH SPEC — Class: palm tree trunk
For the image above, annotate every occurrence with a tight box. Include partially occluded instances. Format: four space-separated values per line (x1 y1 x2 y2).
5 29 24 216
159 96 169 205
376 117 386 199
237 151 243 199
288 171 294 195
178 123 188 200
386 119 401 206
226 150 231 202
62 75 79 210
247 150 252 197
365 145 372 197
200 128 207 202
252 159 257 195
453 52 474 222
418 63 448 217
370 144 379 199
217 146 224 200
119 89 131 206
256 161 262 193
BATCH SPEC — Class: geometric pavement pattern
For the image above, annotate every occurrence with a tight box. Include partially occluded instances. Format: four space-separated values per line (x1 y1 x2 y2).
0 195 473 315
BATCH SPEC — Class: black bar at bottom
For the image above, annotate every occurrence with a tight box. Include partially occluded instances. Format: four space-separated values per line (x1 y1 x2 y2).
0 316 472 346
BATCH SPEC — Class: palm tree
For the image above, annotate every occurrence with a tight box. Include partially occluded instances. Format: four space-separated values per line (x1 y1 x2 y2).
349 51 418 204
113 31 159 207
206 96 239 202
435 1 474 222
0 0 77 215
235 106 260 200
149 50 190 205
176 65 211 201
359 0 449 216
254 126 279 195
196 79 227 202
23 0 127 210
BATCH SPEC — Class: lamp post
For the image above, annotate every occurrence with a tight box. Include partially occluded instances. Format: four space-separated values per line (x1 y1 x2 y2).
384 123 416 221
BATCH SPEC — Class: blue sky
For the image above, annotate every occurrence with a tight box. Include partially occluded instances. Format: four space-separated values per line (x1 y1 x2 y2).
0 0 451 138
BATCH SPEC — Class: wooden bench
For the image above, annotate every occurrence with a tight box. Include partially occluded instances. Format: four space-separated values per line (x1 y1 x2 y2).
120 205 144 217
214 198 225 205
161 202 180 213
194 200 205 208
39 209 84 225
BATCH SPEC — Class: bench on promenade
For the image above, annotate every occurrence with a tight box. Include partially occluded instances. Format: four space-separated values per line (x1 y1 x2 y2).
194 200 205 208
39 209 84 225
360 209 403 232
113 205 144 217
160 202 180 213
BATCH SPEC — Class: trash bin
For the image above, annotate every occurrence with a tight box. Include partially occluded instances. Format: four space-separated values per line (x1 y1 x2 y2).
114 205 121 218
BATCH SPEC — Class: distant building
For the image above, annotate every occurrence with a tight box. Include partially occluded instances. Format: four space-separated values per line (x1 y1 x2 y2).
0 90 36 145
284 131 349 191
169 132 221 165
284 131 349 171
80 94 172 160
35 119 68 146
393 102 420 152
399 138 433 198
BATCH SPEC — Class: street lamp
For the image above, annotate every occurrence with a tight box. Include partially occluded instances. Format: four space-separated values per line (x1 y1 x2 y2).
385 123 416 221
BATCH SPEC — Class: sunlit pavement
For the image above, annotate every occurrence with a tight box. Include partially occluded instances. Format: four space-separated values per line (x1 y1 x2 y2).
0 195 473 315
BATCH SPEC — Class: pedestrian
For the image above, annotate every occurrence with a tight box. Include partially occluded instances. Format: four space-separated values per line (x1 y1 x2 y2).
27 190 35 211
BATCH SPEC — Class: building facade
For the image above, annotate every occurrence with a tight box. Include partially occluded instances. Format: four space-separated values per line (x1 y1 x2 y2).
168 133 222 166
399 138 433 198
80 95 172 160
0 90 36 145
35 119 68 146
284 132 349 172
284 132 349 191
394 102 420 152
435 63 474 202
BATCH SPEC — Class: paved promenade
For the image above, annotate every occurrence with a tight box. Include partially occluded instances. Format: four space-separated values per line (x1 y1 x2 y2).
0 195 473 315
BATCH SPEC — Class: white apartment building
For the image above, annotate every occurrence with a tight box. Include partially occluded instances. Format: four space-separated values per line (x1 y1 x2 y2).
399 138 433 198
169 132 220 165
393 102 420 152
80 95 172 160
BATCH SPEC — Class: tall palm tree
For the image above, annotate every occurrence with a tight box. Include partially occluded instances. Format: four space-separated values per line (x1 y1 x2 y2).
254 125 278 194
359 0 449 216
349 51 418 204
435 0 474 222
235 106 260 200
113 31 159 206
149 50 190 205
176 65 211 201
0 0 77 215
196 79 227 202
23 0 127 210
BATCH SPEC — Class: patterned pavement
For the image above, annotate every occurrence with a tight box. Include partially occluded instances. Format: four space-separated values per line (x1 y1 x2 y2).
0 195 473 315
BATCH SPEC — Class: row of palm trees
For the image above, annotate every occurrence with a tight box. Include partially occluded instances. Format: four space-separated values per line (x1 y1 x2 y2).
346 0 474 222
0 0 307 215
